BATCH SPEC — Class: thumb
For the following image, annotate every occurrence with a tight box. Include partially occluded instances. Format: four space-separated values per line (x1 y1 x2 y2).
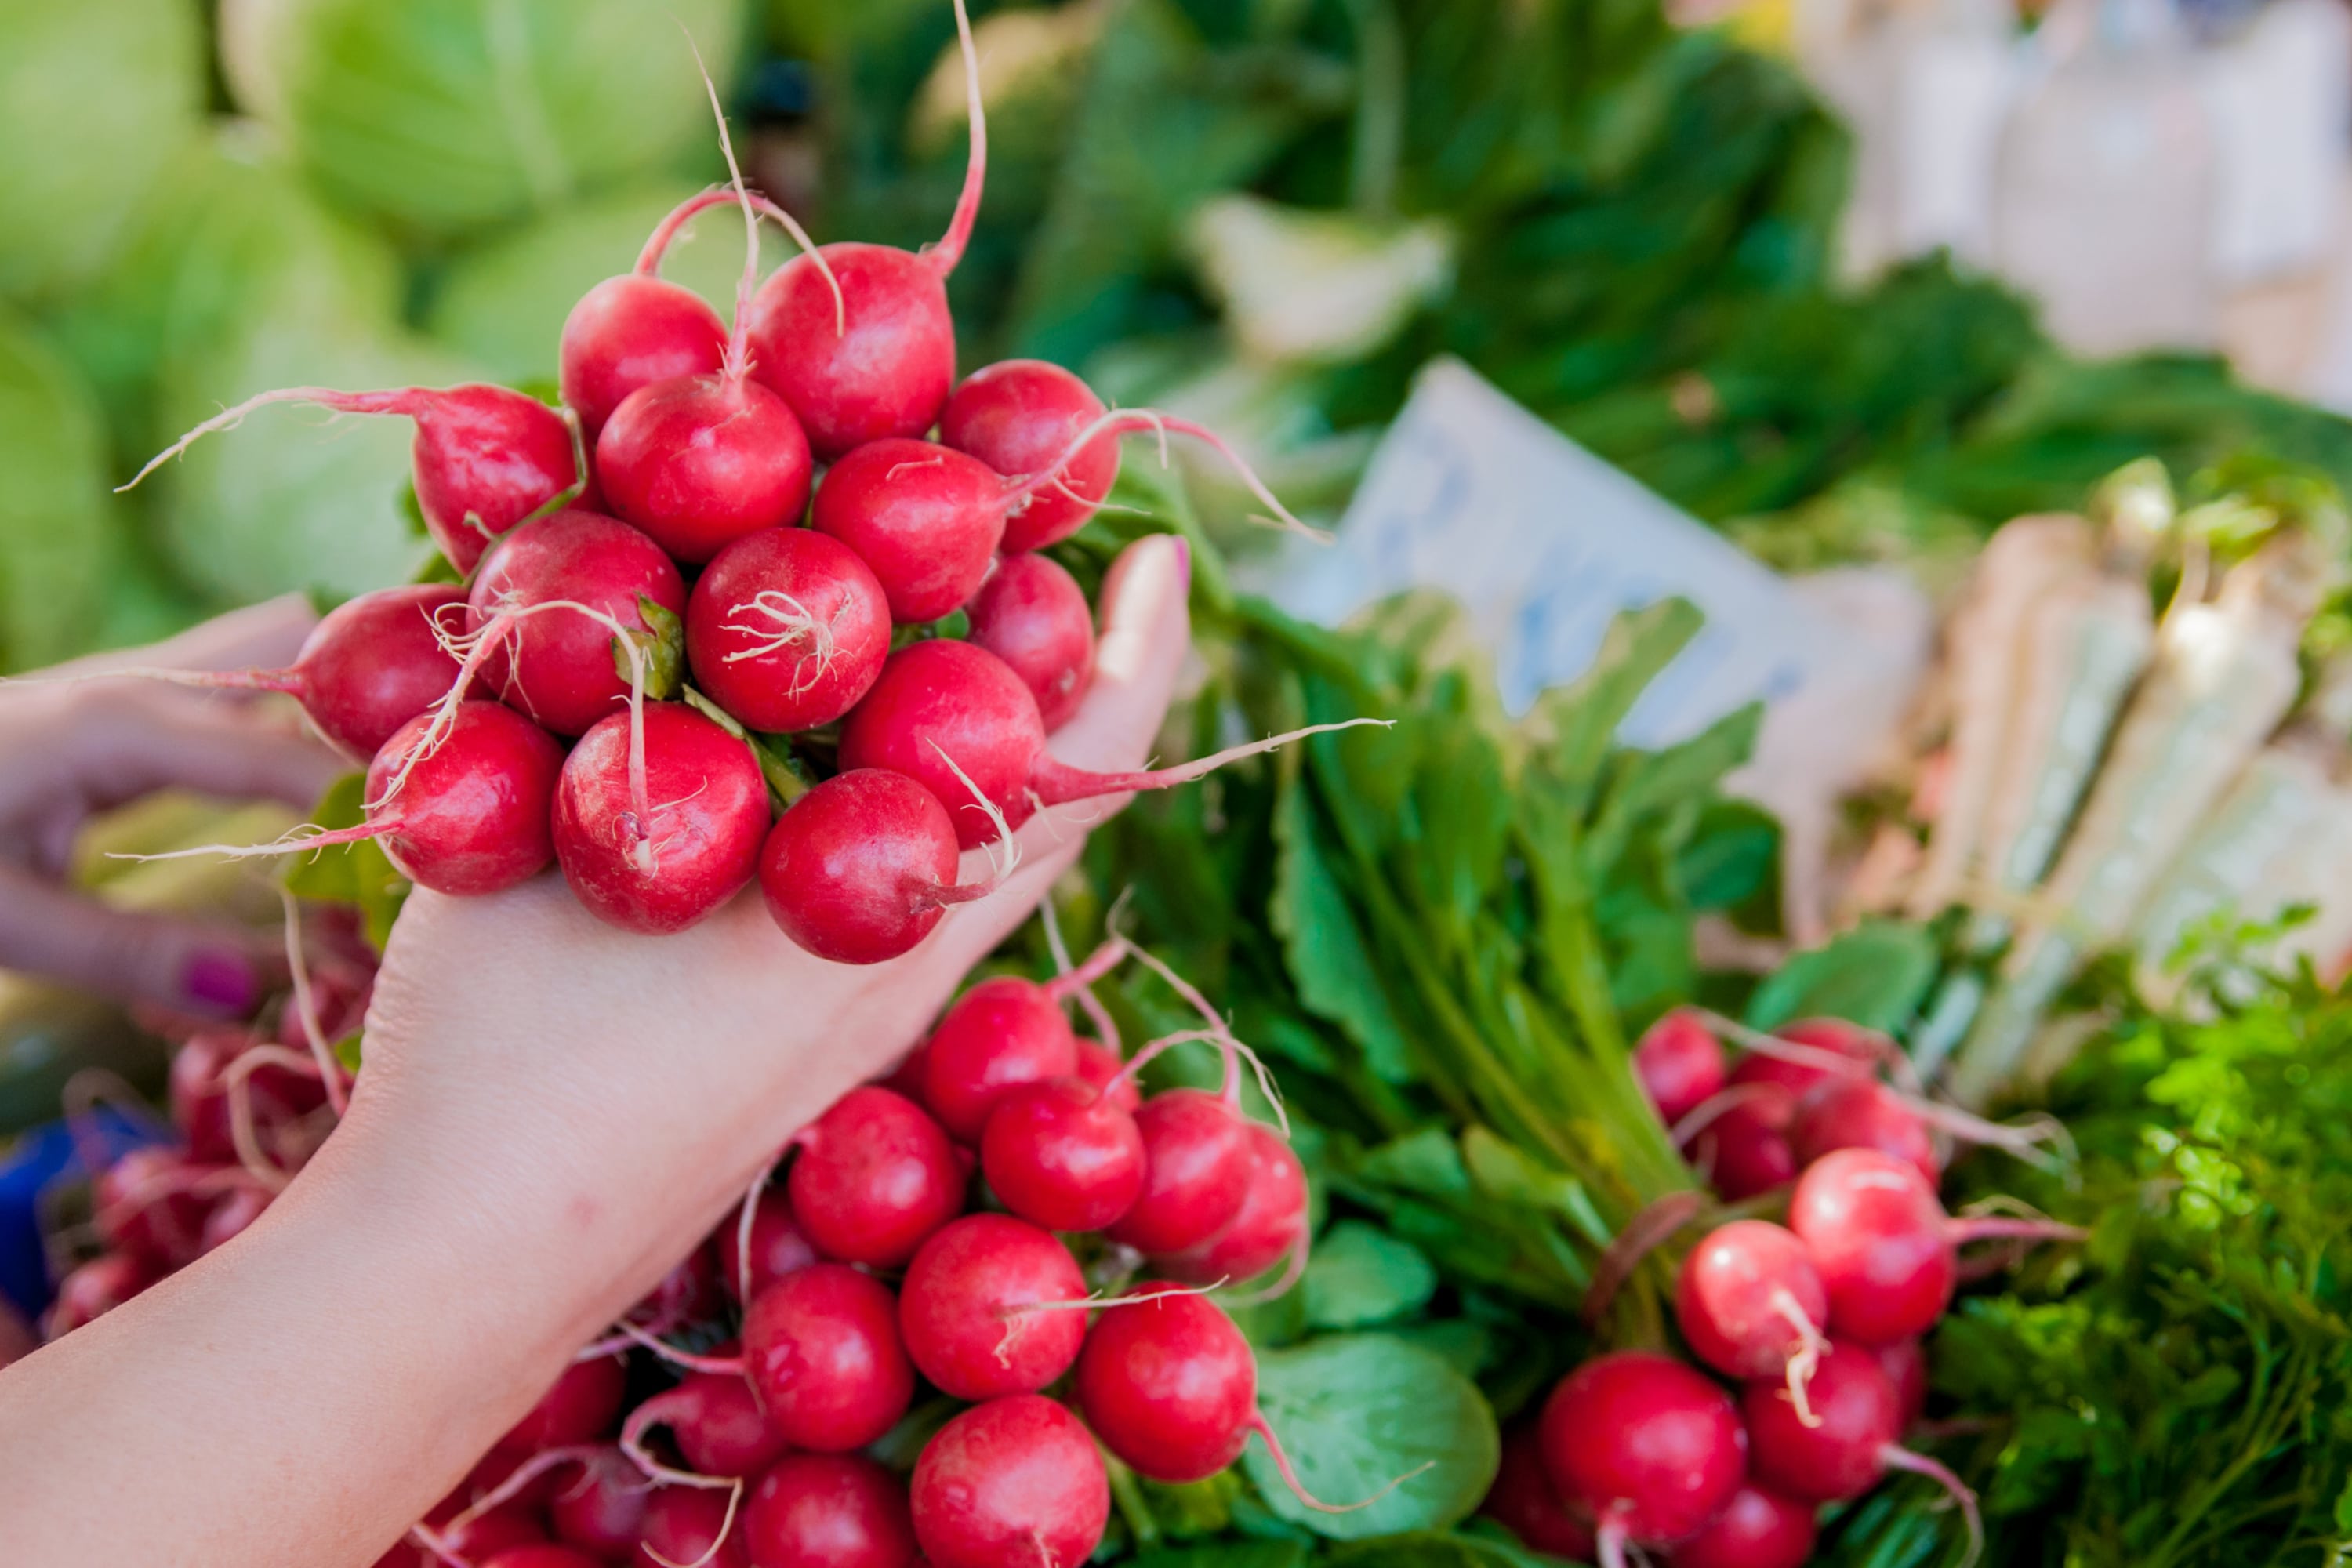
0 867 276 1018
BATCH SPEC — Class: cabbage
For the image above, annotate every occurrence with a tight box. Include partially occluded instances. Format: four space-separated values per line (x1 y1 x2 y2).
1185 195 1454 367
0 309 130 670
426 182 792 387
0 0 206 303
219 0 753 239
51 127 405 461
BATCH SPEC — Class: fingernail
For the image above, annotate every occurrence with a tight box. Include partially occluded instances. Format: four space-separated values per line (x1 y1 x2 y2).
182 949 260 1015
1171 535 1192 593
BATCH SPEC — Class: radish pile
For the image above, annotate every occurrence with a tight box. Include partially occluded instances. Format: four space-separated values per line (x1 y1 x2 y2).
1482 1011 2084 1568
115 0 1362 963
48 927 1340 1568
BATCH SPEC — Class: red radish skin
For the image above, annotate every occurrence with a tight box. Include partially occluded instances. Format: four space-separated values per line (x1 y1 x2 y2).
742 1263 916 1452
1675 1220 1829 1423
1104 1089 1253 1255
466 510 688 738
550 1446 652 1558
1730 1018 1885 1101
595 376 811 564
1687 1090 1798 1202
361 702 564 895
199 1185 270 1252
978 1075 1145 1234
1786 1149 1956 1345
626 1371 792 1479
482 1548 605 1568
552 702 770 935
786 1087 966 1267
1159 1120 1308 1287
1667 1484 1817 1568
172 1029 326 1163
93 1147 212 1266
964 553 1094 731
1871 1338 1928 1431
121 384 579 576
635 1247 724 1331
716 1189 818 1305
1538 1351 1746 1563
745 1454 920 1568
810 439 1011 623
923 977 1081 1142
505 1356 628 1450
634 1486 750 1568
759 771 994 965
909 1395 1107 1568
1792 1076 1940 1187
685 528 891 732
1076 1036 1140 1114
882 1041 931 1105
940 360 1115 554
1075 1287 1259 1483
1635 1011 1726 1127
898 1214 1087 1400
44 1252 152 1338
1481 1421 1599 1562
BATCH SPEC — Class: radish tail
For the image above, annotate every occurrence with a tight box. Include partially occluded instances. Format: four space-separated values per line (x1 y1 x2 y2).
1216 1227 1312 1308
1946 1217 2089 1247
1041 898 1123 1058
1114 941 1291 1131
633 187 843 336
612 1319 745 1377
2 663 303 698
1697 1007 1921 1092
1109 1028 1228 1091
1044 935 1128 1001
644 1478 746 1568
1580 1189 1708 1329
733 1157 778 1306
1881 1445 1984 1568
622 1390 739 1490
445 1445 603 1530
108 819 397 865
1667 1081 1785 1147
1031 717 1391 807
1772 1286 1828 1428
1005 408 1330 542
120 387 428 492
928 0 986 274
683 28 762 383
1245 1411 1428 1513
280 892 349 1117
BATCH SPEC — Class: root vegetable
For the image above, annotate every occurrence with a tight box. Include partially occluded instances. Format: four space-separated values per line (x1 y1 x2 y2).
978 1076 1145 1235
898 1214 1087 1400
467 510 688 739
1538 1351 1746 1564
938 360 1115 554
742 1263 916 1453
552 702 770 935
757 770 996 965
909 1395 1107 1568
745 1454 919 1568
786 1087 965 1267
964 553 1094 731
684 529 891 734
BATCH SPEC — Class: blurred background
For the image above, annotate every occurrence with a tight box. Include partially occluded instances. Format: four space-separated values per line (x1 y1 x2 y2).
6 0 2352 684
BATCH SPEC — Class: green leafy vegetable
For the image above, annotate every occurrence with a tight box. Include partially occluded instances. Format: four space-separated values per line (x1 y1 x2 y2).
1304 1221 1439 1330
281 772 410 952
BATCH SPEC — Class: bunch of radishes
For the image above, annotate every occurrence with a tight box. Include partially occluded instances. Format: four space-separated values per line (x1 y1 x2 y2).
1478 1012 2082 1568
117 0 1357 964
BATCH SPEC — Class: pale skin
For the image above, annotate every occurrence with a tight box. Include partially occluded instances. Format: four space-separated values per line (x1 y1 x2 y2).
0 533 1192 1568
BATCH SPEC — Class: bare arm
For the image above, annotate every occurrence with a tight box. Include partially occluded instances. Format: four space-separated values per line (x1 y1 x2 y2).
0 535 1190 1568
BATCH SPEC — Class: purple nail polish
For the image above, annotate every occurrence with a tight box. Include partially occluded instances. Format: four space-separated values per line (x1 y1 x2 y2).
1171 535 1192 593
183 950 260 1015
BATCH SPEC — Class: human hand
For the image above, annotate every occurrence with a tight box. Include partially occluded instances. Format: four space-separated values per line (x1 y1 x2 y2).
0 599 347 1018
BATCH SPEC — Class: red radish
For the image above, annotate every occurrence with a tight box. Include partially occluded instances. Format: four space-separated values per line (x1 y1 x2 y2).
808 440 1012 623
1871 1338 1928 1431
1076 1036 1139 1114
979 1075 1145 1234
172 1029 324 1163
745 1454 919 1568
743 0 985 459
685 529 891 732
635 1486 750 1568
1104 1088 1253 1255
550 1446 653 1558
322 702 561 896
838 637 1379 850
44 1251 152 1338
505 1356 628 1450
482 1548 604 1568
882 1042 931 1104
1480 1421 1598 1562
1729 1018 1884 1101
634 1248 725 1331
559 160 835 439
758 770 1000 965
1159 1121 1308 1287
939 360 1115 554
1667 1484 1817 1568
1538 1351 1746 1565
717 1189 817 1305
1740 1342 1979 1557
786 1087 965 1266
120 384 579 575
898 1214 1087 1399
742 1263 916 1452
1791 1076 1940 1187
1674 1221 1829 1423
426 1503 545 1561
1685 1090 1798 1201
965 553 1094 731
93 1146 212 1266
909 1394 1107 1568
625 1370 792 1479
466 509 688 738
552 702 769 935
199 1185 270 1252
923 977 1083 1142
1635 1011 1726 1127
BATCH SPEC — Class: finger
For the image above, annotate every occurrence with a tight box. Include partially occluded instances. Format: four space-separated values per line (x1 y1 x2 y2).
51 595 318 678
57 694 348 815
0 866 274 1018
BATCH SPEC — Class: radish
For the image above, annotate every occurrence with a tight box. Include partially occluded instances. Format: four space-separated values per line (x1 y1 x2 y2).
505 1356 628 1450
634 1486 750 1568
757 770 1000 965
742 1262 916 1452
1538 1351 1746 1566
684 528 891 733
549 1446 652 1558
837 637 1381 850
786 1086 966 1267
898 1214 1087 1399
624 1369 791 1481
964 552 1094 731
1158 1120 1308 1287
1871 1337 1928 1430
1681 1088 1798 1202
1791 1076 1940 1187
1728 1017 1888 1101
978 1075 1145 1234
1634 1011 1726 1127
744 1454 919 1568
1480 1421 1598 1562
44 1251 152 1337
909 1394 1108 1568
1666 1483 1817 1568
1787 1148 2083 1345
1673 1221 1829 1424
482 1548 604 1568
1103 1088 1253 1255
938 360 1116 554
199 1185 270 1252
421 1502 544 1562
172 1028 325 1163
1075 1036 1139 1114
553 702 770 935
635 1248 725 1332
120 383 579 576
716 1189 816 1305
742 0 985 459
93 1146 214 1266
1740 1341 1979 1559
923 975 1096 1142
467 510 688 739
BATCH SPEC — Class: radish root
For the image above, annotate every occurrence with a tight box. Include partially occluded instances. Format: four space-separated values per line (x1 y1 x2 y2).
1246 1412 1429 1514
927 0 986 277
1010 407 1331 543
1880 1445 1984 1568
118 386 431 493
